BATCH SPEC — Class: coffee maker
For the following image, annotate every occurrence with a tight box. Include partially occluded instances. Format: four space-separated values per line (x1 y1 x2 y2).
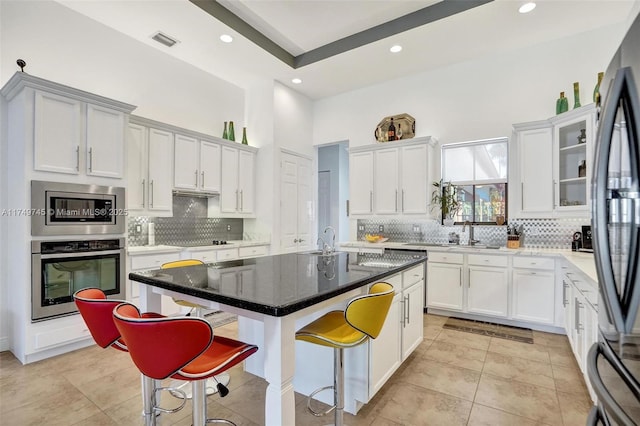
581 225 593 252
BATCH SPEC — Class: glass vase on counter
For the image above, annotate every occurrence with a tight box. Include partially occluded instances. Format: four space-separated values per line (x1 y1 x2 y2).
573 82 581 109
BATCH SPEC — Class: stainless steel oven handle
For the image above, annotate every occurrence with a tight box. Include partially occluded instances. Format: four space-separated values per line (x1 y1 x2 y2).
40 249 123 260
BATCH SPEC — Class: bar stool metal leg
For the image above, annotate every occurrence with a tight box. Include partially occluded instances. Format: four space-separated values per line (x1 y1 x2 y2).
334 347 345 426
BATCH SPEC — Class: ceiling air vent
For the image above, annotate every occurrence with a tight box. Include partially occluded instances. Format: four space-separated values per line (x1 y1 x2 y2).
151 31 179 47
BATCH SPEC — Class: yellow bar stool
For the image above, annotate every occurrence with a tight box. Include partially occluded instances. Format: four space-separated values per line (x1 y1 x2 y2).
161 259 231 398
296 282 395 426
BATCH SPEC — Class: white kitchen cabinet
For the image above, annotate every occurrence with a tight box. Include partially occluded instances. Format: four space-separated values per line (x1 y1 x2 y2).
349 137 436 217
512 257 556 325
127 120 173 216
551 104 595 213
33 88 132 178
468 266 509 317
369 264 424 397
349 151 374 214
221 146 256 215
511 104 595 218
174 134 221 193
513 123 554 216
86 104 126 178
427 254 463 311
401 278 424 358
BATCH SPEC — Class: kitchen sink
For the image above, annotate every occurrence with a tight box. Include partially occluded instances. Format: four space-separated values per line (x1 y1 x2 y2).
297 250 340 257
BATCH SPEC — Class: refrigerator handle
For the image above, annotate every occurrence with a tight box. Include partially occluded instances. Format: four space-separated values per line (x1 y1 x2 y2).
587 341 640 425
592 67 640 334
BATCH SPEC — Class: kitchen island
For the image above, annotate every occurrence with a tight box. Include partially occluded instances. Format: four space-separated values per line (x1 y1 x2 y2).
129 250 426 425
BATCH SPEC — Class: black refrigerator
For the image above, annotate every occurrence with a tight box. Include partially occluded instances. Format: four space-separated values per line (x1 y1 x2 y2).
588 11 640 425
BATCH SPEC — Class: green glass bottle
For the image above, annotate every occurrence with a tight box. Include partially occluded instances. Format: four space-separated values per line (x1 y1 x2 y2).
556 92 568 114
222 121 228 139
241 127 248 145
228 121 235 141
593 72 604 103
573 82 581 109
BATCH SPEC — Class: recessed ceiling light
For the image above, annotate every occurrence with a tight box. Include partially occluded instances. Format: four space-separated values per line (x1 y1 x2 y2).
151 31 179 47
220 34 233 43
390 45 403 53
292 78 302 84
518 2 536 13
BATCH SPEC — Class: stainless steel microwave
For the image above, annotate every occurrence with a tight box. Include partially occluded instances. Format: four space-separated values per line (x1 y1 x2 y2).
31 180 126 236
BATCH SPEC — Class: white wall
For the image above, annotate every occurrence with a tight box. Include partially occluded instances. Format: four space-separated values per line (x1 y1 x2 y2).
312 23 629 148
0 0 244 135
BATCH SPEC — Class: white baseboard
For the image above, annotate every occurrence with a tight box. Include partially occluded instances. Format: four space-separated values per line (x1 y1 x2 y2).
426 308 566 334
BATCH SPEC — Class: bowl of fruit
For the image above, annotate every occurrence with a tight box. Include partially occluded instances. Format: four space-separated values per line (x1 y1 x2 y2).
364 234 389 243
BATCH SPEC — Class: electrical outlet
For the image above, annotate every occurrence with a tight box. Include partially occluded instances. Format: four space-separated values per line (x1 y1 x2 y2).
135 224 142 235
378 225 384 233
358 225 365 232
413 225 420 233
227 224 232 231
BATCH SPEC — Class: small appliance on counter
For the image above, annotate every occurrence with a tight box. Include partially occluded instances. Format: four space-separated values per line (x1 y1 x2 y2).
580 225 593 253
572 231 582 251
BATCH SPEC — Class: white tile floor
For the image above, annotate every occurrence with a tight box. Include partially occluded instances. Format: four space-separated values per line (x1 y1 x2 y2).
0 314 593 425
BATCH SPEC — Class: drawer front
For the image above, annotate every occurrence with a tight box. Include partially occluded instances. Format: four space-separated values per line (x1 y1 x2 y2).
467 254 508 267
186 250 217 263
239 245 268 258
130 252 182 270
402 264 425 289
427 252 463 264
34 323 92 350
217 248 239 261
513 256 555 270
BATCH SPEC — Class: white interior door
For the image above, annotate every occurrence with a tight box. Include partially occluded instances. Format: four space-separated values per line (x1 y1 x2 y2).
279 151 313 253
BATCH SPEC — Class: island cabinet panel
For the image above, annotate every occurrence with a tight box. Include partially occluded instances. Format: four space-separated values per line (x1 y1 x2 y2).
369 291 402 395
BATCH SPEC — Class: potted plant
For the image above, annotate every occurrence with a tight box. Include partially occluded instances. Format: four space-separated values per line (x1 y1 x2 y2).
431 180 460 226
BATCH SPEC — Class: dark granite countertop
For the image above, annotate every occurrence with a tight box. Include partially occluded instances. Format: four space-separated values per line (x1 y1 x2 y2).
129 251 426 317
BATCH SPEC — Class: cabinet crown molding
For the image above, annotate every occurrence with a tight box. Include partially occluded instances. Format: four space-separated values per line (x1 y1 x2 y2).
349 135 438 153
1 71 136 113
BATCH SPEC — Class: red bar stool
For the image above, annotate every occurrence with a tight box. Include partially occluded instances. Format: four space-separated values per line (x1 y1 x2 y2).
296 282 395 426
161 259 232 397
73 288 185 423
113 301 258 426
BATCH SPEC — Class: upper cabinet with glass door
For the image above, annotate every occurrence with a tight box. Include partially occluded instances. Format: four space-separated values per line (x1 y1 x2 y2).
550 103 596 214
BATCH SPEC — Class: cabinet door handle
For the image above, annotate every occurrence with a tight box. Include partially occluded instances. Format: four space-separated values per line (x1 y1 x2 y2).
370 191 373 212
395 189 398 212
405 294 410 324
562 281 569 307
195 169 198 186
141 179 146 208
400 298 406 326
150 180 154 208
552 180 557 207
402 190 405 212
235 190 239 210
459 268 462 286
201 171 205 188
88 147 93 172
76 146 80 171
521 182 524 210
240 190 244 211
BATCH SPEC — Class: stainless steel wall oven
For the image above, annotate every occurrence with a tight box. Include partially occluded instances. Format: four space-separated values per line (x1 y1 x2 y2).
31 238 125 321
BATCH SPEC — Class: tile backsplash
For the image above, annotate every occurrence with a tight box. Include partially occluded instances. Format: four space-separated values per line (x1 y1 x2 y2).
356 217 590 249
127 195 243 247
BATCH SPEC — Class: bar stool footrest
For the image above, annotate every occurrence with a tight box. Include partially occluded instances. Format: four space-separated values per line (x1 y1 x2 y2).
306 385 336 417
205 419 236 425
155 386 187 414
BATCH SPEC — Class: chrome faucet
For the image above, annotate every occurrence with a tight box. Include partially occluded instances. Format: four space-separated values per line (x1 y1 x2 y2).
322 226 336 254
462 221 480 246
